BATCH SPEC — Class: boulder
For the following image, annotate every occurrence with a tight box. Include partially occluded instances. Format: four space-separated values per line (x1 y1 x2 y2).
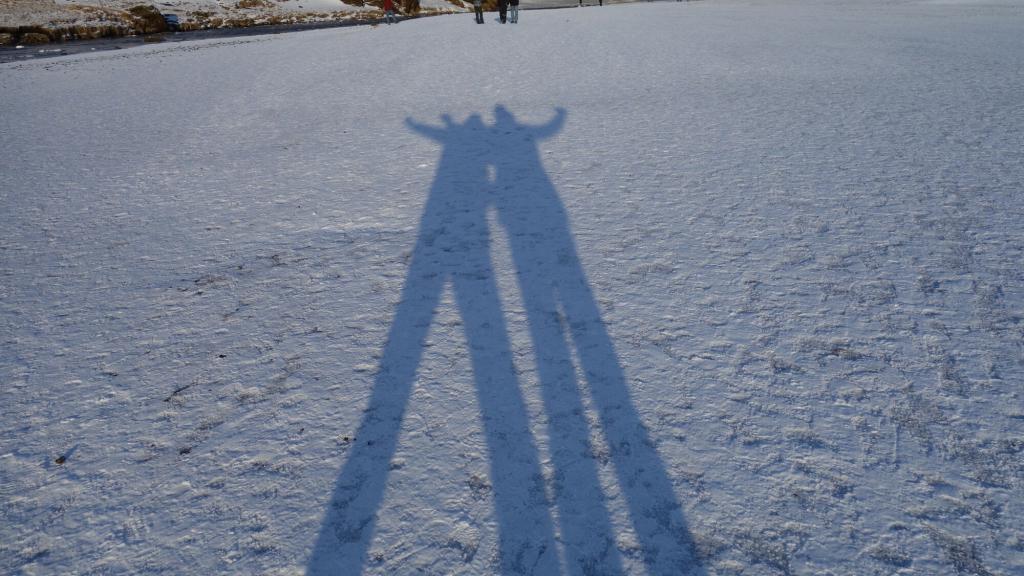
128 5 169 34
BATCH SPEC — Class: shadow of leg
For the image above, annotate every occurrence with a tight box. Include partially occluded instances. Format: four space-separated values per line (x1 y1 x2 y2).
453 269 561 575
515 271 626 575
307 253 444 575
560 280 703 575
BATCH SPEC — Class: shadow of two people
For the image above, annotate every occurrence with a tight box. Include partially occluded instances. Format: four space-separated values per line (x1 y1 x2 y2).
309 105 703 575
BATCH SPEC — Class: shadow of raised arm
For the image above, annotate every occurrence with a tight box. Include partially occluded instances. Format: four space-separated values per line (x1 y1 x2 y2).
531 107 567 140
493 105 567 141
404 114 454 142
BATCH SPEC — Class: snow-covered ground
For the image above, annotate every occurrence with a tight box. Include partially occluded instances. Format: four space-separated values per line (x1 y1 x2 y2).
2 0 1023 574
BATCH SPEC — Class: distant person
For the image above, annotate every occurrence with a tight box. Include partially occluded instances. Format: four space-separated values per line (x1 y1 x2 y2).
509 0 519 23
498 0 508 23
383 0 396 23
473 0 484 23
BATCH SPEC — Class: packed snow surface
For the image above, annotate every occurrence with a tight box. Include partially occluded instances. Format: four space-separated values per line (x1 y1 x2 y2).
2 0 1023 574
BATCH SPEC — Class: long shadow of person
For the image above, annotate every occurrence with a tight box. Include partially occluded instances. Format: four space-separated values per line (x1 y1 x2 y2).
488 107 626 575
307 113 561 575
490 106 702 575
308 108 703 575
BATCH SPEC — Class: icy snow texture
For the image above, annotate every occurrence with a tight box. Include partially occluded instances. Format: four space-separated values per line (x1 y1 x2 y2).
2 1 1023 574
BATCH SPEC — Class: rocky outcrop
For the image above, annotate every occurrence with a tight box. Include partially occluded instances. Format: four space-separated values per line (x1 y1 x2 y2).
0 23 129 44
19 31 50 44
0 0 463 47
127 5 168 34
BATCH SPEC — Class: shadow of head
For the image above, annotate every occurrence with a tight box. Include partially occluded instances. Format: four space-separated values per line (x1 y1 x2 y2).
405 105 568 198
407 105 566 144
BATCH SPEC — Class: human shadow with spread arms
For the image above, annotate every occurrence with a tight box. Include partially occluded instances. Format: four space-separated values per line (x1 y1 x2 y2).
308 113 559 575
308 108 703 575
491 106 703 575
